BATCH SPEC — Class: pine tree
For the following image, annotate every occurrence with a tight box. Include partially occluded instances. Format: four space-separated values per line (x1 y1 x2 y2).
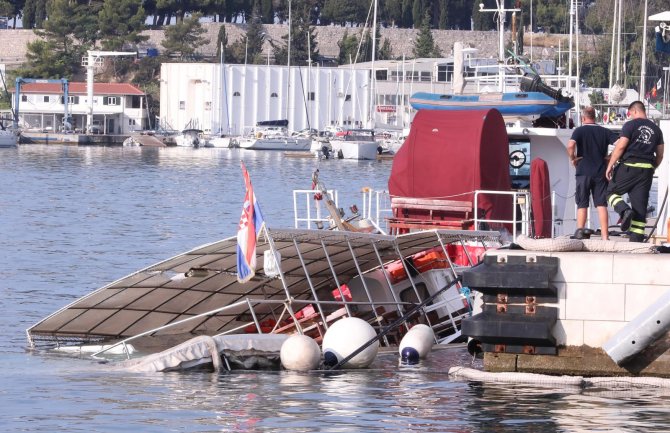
438 0 447 30
216 24 228 60
261 0 273 24
98 0 148 51
272 2 318 66
337 30 359 65
161 13 207 60
413 11 441 58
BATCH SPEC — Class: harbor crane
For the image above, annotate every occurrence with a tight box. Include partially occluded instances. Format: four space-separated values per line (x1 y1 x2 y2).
83 50 135 133
13 78 70 130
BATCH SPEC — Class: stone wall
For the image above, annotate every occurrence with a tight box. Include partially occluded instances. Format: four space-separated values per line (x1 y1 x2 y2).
1 24 598 68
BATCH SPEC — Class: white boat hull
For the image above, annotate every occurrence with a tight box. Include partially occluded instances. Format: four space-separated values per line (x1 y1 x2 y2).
330 140 379 160
208 136 233 148
239 136 311 151
0 130 19 148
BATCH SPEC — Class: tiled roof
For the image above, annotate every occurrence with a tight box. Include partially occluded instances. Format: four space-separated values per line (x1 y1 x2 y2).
13 82 145 96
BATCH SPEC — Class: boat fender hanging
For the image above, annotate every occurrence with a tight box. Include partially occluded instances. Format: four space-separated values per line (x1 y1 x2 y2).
322 317 379 369
399 324 435 364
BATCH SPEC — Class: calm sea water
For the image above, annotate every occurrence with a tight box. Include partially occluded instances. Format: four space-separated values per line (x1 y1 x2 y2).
2 145 670 432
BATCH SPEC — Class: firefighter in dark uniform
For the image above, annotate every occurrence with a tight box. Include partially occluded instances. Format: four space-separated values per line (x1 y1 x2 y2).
605 101 665 242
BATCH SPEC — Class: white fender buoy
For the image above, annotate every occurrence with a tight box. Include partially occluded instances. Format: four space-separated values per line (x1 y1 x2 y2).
322 317 378 369
280 334 321 372
399 324 435 364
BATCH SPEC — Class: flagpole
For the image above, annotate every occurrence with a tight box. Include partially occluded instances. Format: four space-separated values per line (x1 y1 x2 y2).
639 0 648 99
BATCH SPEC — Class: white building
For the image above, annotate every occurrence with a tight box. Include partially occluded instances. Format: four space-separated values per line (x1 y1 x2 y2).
160 52 559 134
11 82 149 134
160 63 372 135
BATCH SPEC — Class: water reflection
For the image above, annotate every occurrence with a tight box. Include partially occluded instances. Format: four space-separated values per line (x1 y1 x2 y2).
4 145 670 432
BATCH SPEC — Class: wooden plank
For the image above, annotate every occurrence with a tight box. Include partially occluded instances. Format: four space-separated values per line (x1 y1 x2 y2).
391 197 473 212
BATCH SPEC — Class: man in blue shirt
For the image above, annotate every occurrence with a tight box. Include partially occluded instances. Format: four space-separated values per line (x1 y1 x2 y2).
605 101 665 242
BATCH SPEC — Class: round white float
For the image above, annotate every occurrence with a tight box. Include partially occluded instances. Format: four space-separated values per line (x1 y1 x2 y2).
399 324 435 364
322 317 379 369
280 334 321 371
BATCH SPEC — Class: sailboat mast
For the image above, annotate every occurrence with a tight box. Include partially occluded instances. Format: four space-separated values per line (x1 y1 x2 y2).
286 0 292 124
639 0 648 99
369 0 378 128
609 0 619 89
615 0 622 84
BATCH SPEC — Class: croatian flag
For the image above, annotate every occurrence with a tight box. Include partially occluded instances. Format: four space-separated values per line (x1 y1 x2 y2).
237 162 266 283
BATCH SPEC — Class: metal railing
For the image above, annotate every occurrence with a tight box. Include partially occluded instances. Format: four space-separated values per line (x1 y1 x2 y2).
474 190 532 239
293 189 338 229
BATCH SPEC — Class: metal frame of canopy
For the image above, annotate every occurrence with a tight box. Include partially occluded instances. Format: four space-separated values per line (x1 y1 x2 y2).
26 228 501 358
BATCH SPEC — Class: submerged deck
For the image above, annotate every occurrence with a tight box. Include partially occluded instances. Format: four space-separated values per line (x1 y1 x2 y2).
27 228 500 357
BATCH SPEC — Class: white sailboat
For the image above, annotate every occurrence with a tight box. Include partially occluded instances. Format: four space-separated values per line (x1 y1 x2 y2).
238 119 311 151
0 118 19 148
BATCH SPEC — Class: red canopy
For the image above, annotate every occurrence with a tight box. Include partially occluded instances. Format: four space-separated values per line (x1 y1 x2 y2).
389 109 512 224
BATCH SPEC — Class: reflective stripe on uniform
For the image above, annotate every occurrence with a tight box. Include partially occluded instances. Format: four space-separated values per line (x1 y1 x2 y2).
630 220 646 235
623 162 654 169
608 194 623 207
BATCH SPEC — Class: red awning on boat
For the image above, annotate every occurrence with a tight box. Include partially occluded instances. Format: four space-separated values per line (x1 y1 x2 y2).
388 109 513 225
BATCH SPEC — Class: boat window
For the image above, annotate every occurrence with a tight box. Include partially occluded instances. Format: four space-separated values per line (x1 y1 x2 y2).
21 95 27 102
344 94 351 102
43 96 50 103
508 139 531 189
270 92 278 97
308 91 315 101
515 93 529 99
233 91 241 97
400 283 429 306
439 95 453 100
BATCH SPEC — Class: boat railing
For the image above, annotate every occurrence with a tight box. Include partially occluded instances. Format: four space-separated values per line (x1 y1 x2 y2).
90 296 421 359
474 189 531 239
361 188 392 234
293 189 339 229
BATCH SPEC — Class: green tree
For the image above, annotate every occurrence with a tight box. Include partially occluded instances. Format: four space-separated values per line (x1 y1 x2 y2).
411 0 422 28
216 24 228 60
533 0 567 34
413 11 441 58
260 0 273 23
18 0 89 79
0 0 24 28
20 0 47 29
156 0 215 23
337 30 359 65
98 0 148 51
321 0 368 26
272 2 318 66
399 0 411 28
161 13 207 60
378 38 393 60
438 0 447 30
471 0 496 31
384 0 402 27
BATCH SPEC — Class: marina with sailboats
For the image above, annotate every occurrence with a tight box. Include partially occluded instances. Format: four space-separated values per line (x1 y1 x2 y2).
3 0 670 430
